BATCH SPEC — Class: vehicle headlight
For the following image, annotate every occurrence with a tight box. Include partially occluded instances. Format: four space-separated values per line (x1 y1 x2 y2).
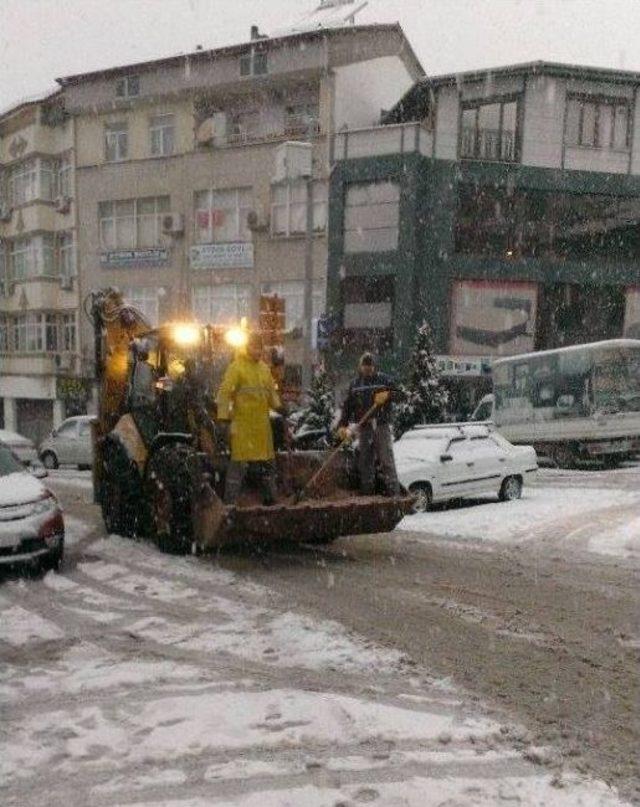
31 495 58 516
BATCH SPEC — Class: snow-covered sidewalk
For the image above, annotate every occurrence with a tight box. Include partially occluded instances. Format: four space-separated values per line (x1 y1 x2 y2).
0 529 630 806
400 485 640 561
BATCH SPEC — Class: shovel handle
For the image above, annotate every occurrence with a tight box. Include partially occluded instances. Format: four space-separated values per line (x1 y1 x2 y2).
296 401 380 501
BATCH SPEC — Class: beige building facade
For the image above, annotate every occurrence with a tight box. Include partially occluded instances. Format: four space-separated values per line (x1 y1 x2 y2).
58 24 422 388
0 93 82 443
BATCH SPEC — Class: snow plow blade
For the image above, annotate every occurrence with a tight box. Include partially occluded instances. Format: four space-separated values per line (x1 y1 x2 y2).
199 494 414 549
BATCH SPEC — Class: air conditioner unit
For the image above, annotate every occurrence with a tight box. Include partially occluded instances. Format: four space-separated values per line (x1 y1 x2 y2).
53 196 71 214
60 275 74 290
246 208 269 232
0 203 12 223
162 213 185 235
195 112 227 146
273 141 313 183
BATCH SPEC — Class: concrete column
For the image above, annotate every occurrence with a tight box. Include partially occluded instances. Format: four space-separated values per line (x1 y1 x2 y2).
3 397 17 432
53 399 66 428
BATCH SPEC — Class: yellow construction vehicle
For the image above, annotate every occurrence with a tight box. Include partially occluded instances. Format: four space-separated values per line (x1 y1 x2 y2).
88 287 413 553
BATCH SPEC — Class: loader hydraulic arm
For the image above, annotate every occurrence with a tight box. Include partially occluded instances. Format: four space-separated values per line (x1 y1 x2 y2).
87 288 151 435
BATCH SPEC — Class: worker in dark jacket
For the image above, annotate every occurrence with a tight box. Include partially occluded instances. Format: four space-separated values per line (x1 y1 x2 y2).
337 353 400 496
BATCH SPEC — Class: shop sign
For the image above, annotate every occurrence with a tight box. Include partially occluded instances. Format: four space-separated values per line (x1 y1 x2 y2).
436 355 492 377
190 242 254 270
451 280 538 357
101 249 169 267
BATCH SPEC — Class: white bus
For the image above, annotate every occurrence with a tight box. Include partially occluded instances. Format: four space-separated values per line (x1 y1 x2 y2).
490 339 640 467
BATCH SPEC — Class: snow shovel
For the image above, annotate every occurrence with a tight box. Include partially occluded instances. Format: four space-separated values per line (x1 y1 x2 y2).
293 400 381 504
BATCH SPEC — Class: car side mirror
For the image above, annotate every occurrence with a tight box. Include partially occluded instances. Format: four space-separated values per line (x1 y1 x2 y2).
440 454 453 463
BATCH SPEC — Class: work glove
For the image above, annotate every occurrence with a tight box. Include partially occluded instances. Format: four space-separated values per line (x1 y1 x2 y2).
337 426 353 443
374 390 391 407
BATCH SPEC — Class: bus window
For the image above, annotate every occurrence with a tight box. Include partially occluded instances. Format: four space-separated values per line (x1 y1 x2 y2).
594 347 640 412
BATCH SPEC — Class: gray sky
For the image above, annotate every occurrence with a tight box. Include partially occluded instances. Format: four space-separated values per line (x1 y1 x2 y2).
2 0 640 112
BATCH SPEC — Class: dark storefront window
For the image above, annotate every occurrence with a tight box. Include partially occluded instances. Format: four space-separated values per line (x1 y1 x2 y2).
455 184 640 262
460 98 519 162
340 275 394 351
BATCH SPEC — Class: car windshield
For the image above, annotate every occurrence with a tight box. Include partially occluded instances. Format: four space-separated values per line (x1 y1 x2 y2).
0 444 26 477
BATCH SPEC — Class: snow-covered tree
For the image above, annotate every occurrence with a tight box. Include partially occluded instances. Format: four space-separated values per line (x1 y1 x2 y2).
296 367 335 434
393 321 449 439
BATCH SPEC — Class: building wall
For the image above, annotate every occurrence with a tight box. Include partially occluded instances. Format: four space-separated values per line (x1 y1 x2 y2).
0 101 80 441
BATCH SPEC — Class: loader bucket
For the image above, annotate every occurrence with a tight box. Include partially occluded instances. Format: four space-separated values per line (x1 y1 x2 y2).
195 449 414 550
200 494 414 549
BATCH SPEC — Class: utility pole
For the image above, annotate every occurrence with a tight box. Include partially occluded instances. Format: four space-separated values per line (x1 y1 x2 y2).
302 175 314 390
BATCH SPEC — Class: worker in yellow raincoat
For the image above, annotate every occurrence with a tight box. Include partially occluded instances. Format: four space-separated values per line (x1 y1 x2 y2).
217 332 283 505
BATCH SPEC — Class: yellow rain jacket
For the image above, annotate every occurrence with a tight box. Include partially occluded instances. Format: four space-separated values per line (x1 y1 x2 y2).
217 355 282 462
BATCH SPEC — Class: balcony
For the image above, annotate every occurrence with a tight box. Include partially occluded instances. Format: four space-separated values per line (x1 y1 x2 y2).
331 122 433 162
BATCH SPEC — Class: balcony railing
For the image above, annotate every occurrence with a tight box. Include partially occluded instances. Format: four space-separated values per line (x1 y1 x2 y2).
331 122 433 162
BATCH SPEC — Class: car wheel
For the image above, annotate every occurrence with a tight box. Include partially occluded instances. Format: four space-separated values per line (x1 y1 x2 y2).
41 451 59 470
500 475 522 502
409 482 432 513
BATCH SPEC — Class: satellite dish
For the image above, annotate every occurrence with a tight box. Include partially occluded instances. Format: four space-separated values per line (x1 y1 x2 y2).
275 0 370 36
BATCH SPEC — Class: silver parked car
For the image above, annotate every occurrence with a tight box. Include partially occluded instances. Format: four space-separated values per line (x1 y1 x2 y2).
39 415 96 470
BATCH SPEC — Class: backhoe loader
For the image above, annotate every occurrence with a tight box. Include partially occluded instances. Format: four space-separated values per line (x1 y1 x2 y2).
89 287 413 552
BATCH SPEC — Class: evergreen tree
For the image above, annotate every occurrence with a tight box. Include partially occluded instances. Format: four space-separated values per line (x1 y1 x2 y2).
297 367 335 434
393 321 449 438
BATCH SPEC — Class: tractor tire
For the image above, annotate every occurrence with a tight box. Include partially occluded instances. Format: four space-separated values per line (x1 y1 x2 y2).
100 440 144 538
146 444 195 555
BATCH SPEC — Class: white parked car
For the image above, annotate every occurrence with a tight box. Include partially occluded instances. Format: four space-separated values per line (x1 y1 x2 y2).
39 415 96 470
0 429 41 469
394 423 538 512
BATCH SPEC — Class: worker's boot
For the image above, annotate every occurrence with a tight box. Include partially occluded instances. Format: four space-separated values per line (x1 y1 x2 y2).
260 462 278 506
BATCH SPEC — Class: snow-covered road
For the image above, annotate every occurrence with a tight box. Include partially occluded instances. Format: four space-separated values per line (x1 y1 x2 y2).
0 469 637 806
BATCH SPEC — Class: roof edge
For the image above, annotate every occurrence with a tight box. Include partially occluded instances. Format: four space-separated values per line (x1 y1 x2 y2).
56 22 405 87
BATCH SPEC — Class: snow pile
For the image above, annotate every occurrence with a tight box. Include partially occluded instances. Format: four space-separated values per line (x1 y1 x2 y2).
400 486 640 556
0 603 64 646
588 516 640 559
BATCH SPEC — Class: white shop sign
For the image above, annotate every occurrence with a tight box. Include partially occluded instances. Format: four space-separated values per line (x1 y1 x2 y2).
190 242 254 270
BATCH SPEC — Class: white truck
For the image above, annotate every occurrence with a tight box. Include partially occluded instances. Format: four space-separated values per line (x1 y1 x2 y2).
471 339 640 468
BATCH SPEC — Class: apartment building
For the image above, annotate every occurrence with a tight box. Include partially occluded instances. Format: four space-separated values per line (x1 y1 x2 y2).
0 92 82 443
327 61 640 411
57 22 422 389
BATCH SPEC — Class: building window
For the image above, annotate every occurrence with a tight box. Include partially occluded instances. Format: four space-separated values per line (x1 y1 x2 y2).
341 274 394 351
10 235 56 281
149 114 175 156
4 312 76 354
454 183 640 263
7 159 57 206
240 49 268 77
191 284 252 325
57 232 75 277
460 97 519 162
105 121 128 162
565 96 631 151
123 287 160 326
271 181 328 237
194 188 252 244
57 156 73 198
116 75 140 99
99 196 170 249
261 281 326 331
0 316 8 352
344 181 400 253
